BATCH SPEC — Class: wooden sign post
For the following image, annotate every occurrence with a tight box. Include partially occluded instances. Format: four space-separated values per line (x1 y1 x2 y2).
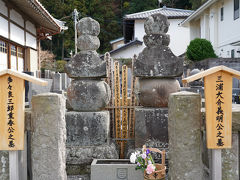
0 69 47 180
183 65 240 180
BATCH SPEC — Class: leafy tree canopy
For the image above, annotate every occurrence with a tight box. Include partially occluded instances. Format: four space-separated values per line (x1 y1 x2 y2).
39 0 206 59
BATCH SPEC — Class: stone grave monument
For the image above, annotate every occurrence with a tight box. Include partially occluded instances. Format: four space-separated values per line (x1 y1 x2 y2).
134 13 183 150
65 17 118 178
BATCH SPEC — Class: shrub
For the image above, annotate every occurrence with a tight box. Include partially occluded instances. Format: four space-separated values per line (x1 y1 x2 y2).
56 60 67 73
186 38 217 61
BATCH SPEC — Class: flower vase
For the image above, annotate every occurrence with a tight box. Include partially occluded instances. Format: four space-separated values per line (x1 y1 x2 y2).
144 164 166 180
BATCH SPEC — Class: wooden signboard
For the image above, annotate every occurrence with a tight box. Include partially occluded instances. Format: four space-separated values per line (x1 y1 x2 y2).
0 75 25 150
183 66 240 149
129 56 137 138
0 69 47 150
204 71 232 149
114 61 121 139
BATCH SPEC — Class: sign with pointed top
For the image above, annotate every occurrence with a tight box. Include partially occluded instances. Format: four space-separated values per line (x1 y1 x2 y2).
0 69 47 150
183 66 240 149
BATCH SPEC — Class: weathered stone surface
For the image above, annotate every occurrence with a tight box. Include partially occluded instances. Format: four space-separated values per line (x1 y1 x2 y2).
65 51 106 78
136 78 180 107
143 34 170 47
134 46 183 77
77 35 100 51
67 80 110 111
222 132 239 180
66 143 118 165
25 108 32 131
189 69 203 87
0 151 9 180
168 91 203 180
31 93 67 180
53 72 62 92
77 17 100 36
232 104 240 131
135 108 168 148
68 175 90 180
61 73 68 90
144 13 169 35
66 111 109 146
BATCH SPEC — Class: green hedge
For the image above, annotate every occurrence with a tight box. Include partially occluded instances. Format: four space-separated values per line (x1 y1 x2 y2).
186 38 217 61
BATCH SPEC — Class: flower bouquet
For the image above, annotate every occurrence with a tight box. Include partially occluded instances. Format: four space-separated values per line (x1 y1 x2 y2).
130 145 166 180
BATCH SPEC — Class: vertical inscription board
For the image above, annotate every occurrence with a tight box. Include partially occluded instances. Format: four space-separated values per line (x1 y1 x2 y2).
122 65 128 139
129 56 136 138
114 61 121 139
0 75 24 150
204 71 232 149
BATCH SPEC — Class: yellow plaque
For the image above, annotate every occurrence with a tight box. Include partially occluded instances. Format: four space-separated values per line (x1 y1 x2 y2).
0 75 25 150
0 69 47 150
204 71 232 149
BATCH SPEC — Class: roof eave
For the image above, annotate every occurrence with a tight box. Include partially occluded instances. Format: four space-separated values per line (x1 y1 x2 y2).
109 40 143 55
125 16 190 20
180 0 218 26
29 0 61 32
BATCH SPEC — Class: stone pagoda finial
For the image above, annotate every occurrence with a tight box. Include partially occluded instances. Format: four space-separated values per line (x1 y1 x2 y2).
134 13 183 107
65 17 106 79
134 13 183 78
65 17 110 111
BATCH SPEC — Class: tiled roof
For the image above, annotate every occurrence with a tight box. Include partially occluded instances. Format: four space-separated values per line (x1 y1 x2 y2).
124 7 194 20
8 0 67 33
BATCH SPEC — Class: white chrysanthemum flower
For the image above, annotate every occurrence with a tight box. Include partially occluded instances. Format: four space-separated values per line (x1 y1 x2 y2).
130 152 137 163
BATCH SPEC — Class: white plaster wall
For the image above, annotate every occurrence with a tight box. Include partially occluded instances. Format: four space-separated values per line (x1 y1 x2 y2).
200 14 210 40
26 21 37 35
26 33 37 49
189 20 201 41
134 18 190 56
18 57 24 72
0 0 8 17
29 49 38 73
168 19 190 56
0 52 7 70
111 44 145 59
218 0 240 48
209 4 219 50
10 9 24 28
11 55 17 70
134 19 145 41
186 0 240 58
213 0 240 58
217 45 240 58
0 16 8 38
10 23 24 45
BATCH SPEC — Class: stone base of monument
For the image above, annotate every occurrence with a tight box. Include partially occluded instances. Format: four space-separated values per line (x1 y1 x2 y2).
91 159 143 180
66 111 110 146
66 143 118 176
135 108 168 148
